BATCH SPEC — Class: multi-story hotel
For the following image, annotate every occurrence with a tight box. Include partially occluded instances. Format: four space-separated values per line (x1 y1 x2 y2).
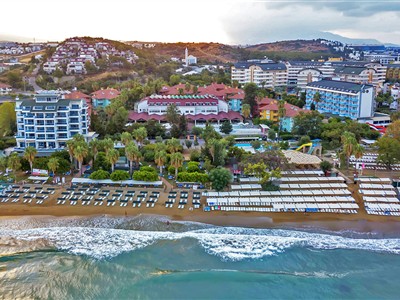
305 80 374 120
129 94 242 124
231 60 287 89
15 91 93 154
232 60 386 91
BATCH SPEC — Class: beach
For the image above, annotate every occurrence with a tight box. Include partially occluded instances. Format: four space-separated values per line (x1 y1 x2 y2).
1 182 400 233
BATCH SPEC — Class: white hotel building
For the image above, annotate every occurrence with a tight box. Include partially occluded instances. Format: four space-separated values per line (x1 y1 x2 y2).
231 60 287 89
15 91 93 154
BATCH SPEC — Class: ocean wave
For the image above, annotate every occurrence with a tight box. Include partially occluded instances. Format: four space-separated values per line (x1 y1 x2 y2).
0 225 400 261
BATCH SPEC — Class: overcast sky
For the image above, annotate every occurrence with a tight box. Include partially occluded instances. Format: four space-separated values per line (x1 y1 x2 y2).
2 0 400 44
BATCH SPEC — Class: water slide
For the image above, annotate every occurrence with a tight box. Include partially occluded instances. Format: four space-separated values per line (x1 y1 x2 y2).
295 143 312 152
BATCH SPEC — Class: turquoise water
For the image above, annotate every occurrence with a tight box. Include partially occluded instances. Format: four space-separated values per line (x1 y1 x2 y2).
1 216 400 299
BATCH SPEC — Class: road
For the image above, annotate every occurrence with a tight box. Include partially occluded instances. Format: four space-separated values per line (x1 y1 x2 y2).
27 64 41 92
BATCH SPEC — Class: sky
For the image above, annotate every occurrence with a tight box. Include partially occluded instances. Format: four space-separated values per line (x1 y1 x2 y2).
1 0 400 44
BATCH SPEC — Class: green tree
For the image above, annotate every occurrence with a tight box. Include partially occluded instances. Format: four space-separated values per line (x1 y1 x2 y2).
243 82 258 114
241 103 251 120
47 157 59 176
277 100 286 131
209 139 227 167
209 167 232 191
166 103 180 126
268 129 277 141
154 150 167 174
0 102 16 137
179 114 188 137
191 126 203 136
170 152 184 178
7 152 21 182
220 121 233 135
340 131 362 169
101 138 114 154
125 142 141 175
320 160 333 174
313 92 321 109
23 146 37 173
132 127 147 146
385 120 400 142
292 111 323 138
185 139 192 149
89 138 100 162
166 138 181 153
106 148 120 173
73 142 89 176
375 136 400 169
121 131 133 146
297 135 311 147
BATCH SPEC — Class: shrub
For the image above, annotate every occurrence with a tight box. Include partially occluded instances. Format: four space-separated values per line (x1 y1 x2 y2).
177 172 209 184
90 170 110 180
320 160 333 173
186 161 201 173
110 170 130 181
133 171 158 181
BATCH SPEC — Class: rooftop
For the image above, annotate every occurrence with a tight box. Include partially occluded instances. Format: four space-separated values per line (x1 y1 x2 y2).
91 88 120 100
306 80 373 93
234 61 287 71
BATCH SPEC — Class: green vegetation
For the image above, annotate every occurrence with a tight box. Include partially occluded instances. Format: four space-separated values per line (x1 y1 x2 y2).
110 170 130 181
90 169 110 180
208 167 232 191
132 166 159 181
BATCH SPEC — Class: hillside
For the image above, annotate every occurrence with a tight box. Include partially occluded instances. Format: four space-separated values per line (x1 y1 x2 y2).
246 39 332 53
127 39 342 64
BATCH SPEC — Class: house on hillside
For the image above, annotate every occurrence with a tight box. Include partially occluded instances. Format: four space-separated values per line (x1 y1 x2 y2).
0 83 12 95
91 88 121 109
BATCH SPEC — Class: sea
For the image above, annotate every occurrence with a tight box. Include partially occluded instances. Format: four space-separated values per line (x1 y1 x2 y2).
1 215 400 299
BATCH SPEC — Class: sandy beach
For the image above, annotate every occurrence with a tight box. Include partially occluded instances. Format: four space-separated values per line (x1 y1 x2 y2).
1 182 400 234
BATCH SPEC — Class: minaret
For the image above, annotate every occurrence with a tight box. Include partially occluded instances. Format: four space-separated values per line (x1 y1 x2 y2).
185 47 188 67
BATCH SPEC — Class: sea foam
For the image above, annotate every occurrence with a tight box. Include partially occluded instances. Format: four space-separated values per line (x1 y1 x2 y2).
1 225 400 261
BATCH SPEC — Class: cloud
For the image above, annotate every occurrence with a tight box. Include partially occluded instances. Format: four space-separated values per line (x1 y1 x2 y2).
221 2 400 44
263 0 400 17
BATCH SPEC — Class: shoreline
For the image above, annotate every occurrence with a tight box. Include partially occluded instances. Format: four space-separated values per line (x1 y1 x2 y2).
2 211 400 236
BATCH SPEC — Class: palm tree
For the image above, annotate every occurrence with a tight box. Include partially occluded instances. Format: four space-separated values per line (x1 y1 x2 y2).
66 139 76 170
23 146 37 173
47 157 59 176
101 138 114 155
341 131 358 170
72 134 85 143
277 100 286 132
121 131 133 146
89 138 99 162
154 150 167 174
313 92 321 109
154 142 166 152
7 153 21 183
73 143 89 176
106 148 119 173
242 103 251 121
170 152 184 178
125 142 141 175
132 127 147 147
166 138 181 153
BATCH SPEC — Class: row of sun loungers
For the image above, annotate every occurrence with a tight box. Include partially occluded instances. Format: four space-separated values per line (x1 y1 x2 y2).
217 206 358 214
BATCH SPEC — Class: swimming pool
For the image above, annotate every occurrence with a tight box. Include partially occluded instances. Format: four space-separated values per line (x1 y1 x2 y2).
235 143 252 147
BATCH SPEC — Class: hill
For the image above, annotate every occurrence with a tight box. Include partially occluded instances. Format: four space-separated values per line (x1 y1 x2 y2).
246 39 332 53
127 39 343 64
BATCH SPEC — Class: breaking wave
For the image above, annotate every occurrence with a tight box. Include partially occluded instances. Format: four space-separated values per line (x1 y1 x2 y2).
1 223 400 260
